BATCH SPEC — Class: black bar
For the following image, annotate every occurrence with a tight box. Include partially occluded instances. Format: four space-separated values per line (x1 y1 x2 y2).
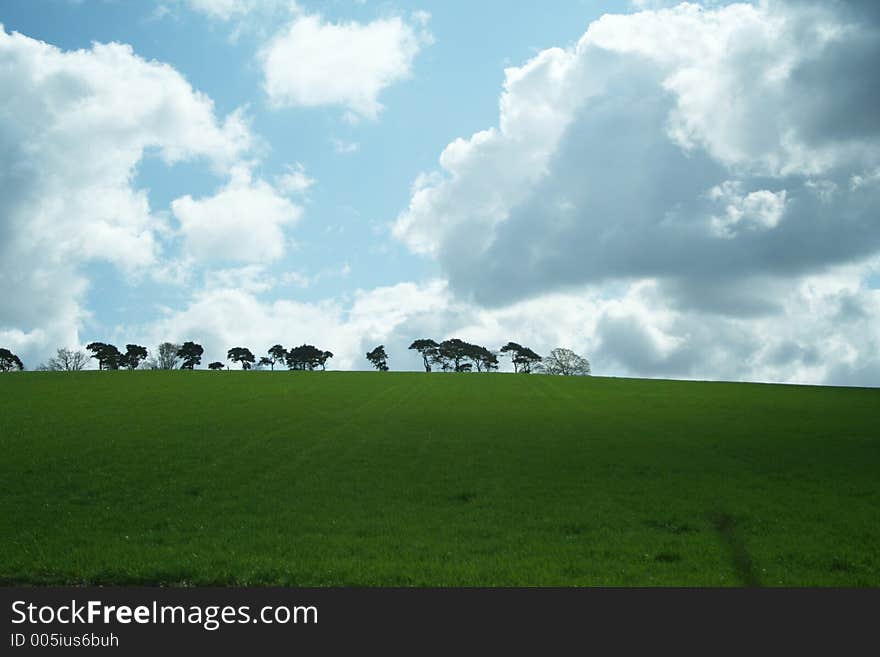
2 587 877 653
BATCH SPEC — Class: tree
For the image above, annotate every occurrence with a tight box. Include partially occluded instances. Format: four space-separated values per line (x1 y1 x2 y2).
366 345 389 371
208 361 225 371
177 341 204 369
285 344 330 371
258 356 273 370
45 348 87 371
121 344 148 370
267 344 287 371
227 347 256 370
500 342 542 373
148 342 180 370
435 338 483 372
86 342 122 370
0 348 24 372
408 339 439 372
538 348 591 376
469 344 499 373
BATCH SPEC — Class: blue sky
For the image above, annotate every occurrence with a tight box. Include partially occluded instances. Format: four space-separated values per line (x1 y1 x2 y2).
2 0 629 319
1 0 879 383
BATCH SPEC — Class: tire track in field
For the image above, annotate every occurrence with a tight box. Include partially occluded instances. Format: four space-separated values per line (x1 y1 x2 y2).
711 511 761 587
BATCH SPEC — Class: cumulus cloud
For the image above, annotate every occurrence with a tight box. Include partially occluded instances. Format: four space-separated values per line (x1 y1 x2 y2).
394 3 880 303
390 0 880 385
172 166 302 263
394 1 880 307
259 12 432 120
0 25 254 363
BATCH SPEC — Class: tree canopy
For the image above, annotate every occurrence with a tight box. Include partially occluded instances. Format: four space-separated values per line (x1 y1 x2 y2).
227 347 256 370
0 348 24 372
45 348 87 372
408 339 439 372
539 348 591 376
208 361 225 371
366 345 389 371
177 341 204 370
267 344 287 371
285 344 332 371
86 342 122 370
121 344 148 370
500 342 543 373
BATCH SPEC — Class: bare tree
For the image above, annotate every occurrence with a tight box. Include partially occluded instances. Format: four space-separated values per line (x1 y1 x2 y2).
46 348 88 371
146 342 180 370
538 348 591 376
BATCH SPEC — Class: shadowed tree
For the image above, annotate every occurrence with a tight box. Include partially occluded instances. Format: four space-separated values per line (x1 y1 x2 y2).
469 345 499 373
177 341 204 370
46 348 87 371
121 344 148 370
409 339 439 372
227 347 256 370
436 339 475 372
0 348 24 372
500 342 543 373
86 342 122 370
258 356 273 369
285 344 331 371
366 345 389 371
208 361 225 371
268 344 287 371
538 348 591 376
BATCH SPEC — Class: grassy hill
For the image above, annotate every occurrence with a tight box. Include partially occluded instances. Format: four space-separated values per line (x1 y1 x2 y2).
0 371 877 586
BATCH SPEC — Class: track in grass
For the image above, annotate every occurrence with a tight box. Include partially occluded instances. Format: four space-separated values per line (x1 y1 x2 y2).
1 371 877 586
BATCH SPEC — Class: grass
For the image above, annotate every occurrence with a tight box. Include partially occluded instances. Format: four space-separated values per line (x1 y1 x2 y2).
0 371 877 586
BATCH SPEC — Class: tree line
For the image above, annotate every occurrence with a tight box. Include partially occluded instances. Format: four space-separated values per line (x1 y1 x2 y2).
0 340 590 376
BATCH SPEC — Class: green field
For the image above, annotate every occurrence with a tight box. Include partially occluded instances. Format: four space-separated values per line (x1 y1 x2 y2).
1 371 877 586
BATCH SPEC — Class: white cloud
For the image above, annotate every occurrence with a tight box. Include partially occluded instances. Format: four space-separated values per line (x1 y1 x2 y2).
259 12 431 120
276 162 315 195
393 1 880 307
0 25 255 364
708 182 788 237
331 138 360 154
172 166 302 263
387 1 880 386
183 0 261 21
124 256 880 386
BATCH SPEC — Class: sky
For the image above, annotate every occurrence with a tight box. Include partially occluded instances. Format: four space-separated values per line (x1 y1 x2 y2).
1 0 879 385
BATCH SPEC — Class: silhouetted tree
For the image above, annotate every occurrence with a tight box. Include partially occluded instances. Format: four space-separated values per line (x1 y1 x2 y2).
46 348 87 371
409 339 439 372
268 344 287 371
285 344 330 371
86 342 122 370
0 348 24 372
436 339 475 372
538 348 591 376
208 361 225 371
500 342 542 373
258 356 273 369
177 341 204 370
469 345 499 372
227 347 256 370
366 345 389 371
121 344 148 370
